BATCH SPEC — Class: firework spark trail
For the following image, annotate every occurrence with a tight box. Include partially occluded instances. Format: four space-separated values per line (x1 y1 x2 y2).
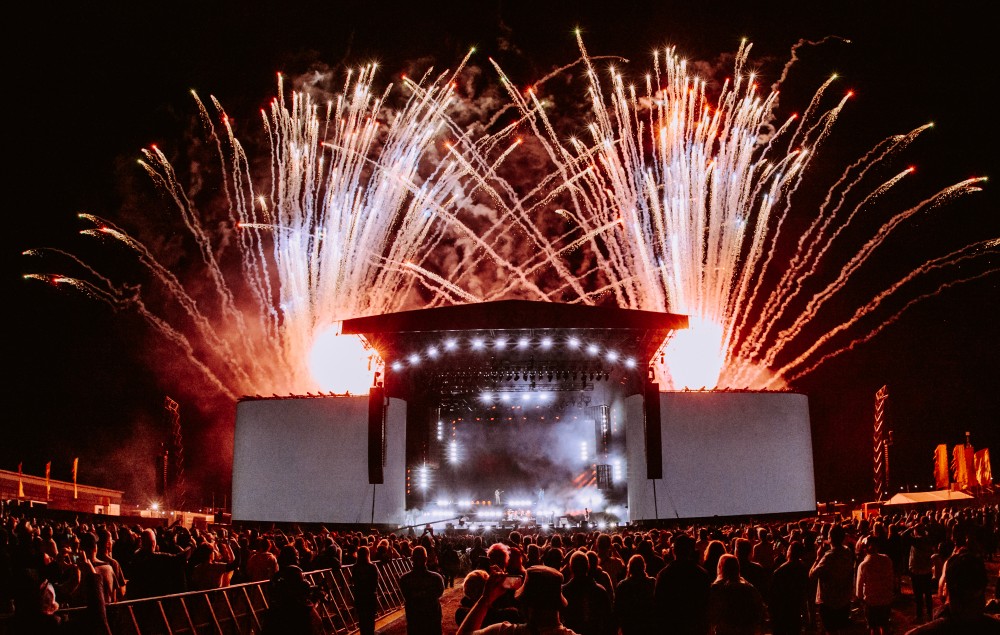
78 214 261 391
734 127 927 361
764 238 1000 387
730 164 912 375
752 176 987 377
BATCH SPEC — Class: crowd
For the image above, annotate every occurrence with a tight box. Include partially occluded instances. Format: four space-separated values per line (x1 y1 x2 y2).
0 503 997 634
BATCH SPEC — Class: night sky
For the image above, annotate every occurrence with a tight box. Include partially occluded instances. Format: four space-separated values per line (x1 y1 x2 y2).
7 1 998 510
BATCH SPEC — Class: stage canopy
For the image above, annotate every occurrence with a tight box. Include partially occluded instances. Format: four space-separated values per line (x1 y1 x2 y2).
883 489 974 505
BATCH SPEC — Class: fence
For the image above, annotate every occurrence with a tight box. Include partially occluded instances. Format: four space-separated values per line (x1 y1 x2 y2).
42 558 413 635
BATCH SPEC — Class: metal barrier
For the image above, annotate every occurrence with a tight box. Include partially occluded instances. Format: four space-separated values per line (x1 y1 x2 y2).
47 558 413 635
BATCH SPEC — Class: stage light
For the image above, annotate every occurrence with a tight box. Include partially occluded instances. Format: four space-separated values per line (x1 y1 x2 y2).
427 346 439 358
471 337 485 349
587 343 599 355
625 357 636 368
500 394 512 403
480 392 493 402
517 337 530 349
605 350 618 361
444 338 457 350
494 337 507 350
408 353 420 365
391 361 403 371
521 393 531 401
568 336 580 348
541 336 553 349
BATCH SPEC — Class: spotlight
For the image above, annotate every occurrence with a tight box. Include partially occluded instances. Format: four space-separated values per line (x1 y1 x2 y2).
541 336 553 349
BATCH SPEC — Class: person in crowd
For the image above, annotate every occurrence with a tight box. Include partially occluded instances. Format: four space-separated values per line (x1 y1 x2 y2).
635 538 665 577
586 551 616 605
187 538 238 590
94 527 126 602
613 554 655 634
469 536 488 571
351 545 380 635
126 527 192 600
594 533 625 587
560 550 613 635
439 538 462 589
246 536 280 582
707 553 765 635
734 537 769 599
904 519 937 623
398 545 446 635
768 541 810 635
44 538 82 608
654 531 711 635
751 528 776 574
312 535 342 571
703 540 727 581
809 523 855 634
542 546 564 571
905 551 1000 634
855 536 894 635
78 532 117 606
261 562 324 635
457 564 579 635
455 569 523 628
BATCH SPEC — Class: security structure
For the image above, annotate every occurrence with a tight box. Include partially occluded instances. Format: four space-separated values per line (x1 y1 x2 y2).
232 300 816 526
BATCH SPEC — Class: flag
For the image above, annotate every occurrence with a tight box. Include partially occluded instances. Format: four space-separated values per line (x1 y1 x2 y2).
934 444 949 489
974 449 993 488
17 462 24 498
952 445 975 490
72 457 79 499
45 461 51 500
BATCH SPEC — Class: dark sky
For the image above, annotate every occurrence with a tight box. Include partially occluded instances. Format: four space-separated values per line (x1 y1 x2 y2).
6 1 998 509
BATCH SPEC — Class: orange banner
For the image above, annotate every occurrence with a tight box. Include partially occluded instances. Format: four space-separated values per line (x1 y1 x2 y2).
934 444 949 489
45 461 51 500
975 449 993 488
72 457 79 499
17 462 24 498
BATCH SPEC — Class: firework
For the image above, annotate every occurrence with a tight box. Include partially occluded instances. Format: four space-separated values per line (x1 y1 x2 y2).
25 35 996 400
518 33 995 389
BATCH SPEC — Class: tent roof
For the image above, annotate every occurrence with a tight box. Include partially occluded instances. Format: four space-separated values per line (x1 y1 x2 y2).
883 489 974 505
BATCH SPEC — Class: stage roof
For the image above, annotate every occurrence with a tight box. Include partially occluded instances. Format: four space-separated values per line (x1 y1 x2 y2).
342 300 688 366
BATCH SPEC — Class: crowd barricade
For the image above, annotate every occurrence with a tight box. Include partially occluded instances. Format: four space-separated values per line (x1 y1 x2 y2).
47 558 413 635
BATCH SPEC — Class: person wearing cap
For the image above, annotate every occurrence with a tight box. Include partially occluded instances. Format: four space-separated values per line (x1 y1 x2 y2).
457 564 580 635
